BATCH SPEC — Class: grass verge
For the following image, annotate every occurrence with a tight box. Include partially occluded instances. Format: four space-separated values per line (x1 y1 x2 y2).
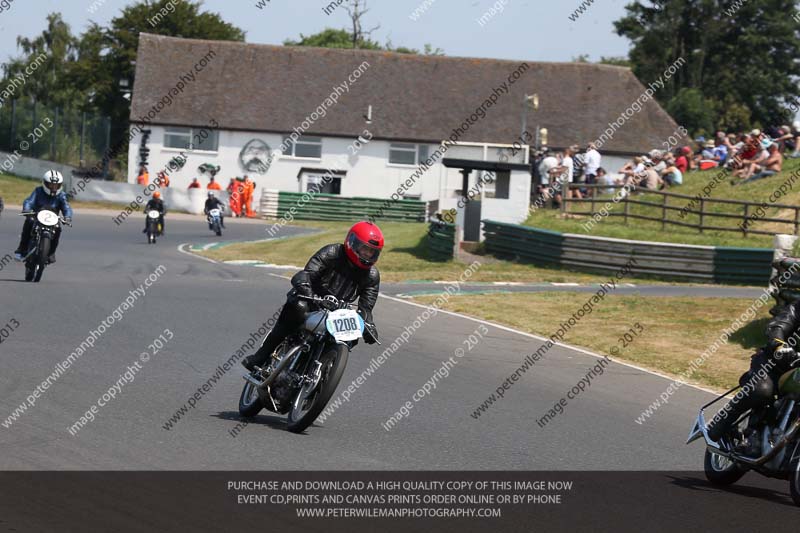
413 291 769 390
200 220 684 284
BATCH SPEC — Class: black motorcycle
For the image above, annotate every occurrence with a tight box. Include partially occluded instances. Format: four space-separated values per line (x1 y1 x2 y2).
238 294 376 433
19 210 70 282
687 349 800 505
146 209 162 244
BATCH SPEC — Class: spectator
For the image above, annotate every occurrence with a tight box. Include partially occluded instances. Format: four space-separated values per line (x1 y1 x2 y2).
596 167 614 194
732 141 771 183
155 171 170 188
660 161 683 188
674 147 690 173
537 151 561 206
136 165 149 186
639 158 662 190
737 143 783 184
557 146 581 200
583 142 602 186
188 177 201 189
619 156 645 188
207 176 222 190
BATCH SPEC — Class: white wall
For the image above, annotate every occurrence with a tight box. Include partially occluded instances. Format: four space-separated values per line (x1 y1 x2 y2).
127 126 448 203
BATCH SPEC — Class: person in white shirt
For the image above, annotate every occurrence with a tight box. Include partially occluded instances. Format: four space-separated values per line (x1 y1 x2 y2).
583 142 602 185
557 145 581 200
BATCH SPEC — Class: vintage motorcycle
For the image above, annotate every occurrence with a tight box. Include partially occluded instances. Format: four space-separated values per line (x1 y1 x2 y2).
207 208 222 237
238 294 375 433
19 210 70 283
687 350 800 505
146 210 162 244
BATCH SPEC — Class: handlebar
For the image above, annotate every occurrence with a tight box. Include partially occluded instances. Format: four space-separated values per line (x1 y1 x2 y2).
297 293 353 311
20 211 71 225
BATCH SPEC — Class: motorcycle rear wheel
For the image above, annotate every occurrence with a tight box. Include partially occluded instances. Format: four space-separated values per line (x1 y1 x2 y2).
287 345 348 434
704 448 747 485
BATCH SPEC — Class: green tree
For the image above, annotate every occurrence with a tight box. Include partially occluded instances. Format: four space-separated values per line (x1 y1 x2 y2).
94 0 244 154
665 88 715 135
614 0 800 130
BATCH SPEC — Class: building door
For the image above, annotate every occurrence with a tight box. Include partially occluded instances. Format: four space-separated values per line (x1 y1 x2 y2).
464 200 482 242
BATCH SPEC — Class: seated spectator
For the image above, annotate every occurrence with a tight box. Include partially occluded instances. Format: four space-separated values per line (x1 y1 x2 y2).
674 147 690 173
596 167 615 194
619 156 645 188
207 176 222 190
188 177 201 189
660 162 683 188
712 139 728 165
639 158 662 190
694 140 721 169
737 143 783 184
732 142 771 183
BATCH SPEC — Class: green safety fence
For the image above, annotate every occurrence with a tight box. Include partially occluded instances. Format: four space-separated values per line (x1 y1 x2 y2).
427 221 456 262
272 191 426 222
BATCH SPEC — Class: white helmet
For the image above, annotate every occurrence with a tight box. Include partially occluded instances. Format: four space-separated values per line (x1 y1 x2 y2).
793 121 800 132
42 170 63 196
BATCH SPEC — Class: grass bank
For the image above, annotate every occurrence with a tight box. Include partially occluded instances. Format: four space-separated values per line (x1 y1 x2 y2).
527 158 800 248
199 220 646 284
413 291 770 390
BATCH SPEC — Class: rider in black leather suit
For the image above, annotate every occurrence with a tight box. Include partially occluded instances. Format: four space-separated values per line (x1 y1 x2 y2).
242 222 383 371
707 301 800 449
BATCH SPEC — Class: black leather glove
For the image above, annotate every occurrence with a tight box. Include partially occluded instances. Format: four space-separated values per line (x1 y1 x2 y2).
363 323 379 345
294 282 314 298
767 338 786 354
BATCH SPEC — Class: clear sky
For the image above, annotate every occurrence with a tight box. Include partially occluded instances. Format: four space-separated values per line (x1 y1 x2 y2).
0 0 634 64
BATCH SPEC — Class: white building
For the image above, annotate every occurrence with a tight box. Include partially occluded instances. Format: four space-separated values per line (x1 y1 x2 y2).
128 34 678 225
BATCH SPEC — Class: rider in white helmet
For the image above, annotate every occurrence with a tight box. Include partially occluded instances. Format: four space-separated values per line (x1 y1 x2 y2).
14 170 73 263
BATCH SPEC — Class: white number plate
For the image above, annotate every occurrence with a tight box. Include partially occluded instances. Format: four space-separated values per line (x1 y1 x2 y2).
148 210 160 219
209 209 221 217
325 309 364 342
37 210 59 226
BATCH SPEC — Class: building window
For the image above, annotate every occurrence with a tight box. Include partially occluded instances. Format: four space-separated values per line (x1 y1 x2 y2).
307 174 341 195
389 143 429 166
163 127 219 152
283 136 322 159
482 171 510 199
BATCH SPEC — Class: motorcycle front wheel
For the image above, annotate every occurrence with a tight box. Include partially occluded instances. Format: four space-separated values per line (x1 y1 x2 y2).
704 448 747 485
33 236 50 282
238 378 263 417
789 441 800 507
287 344 348 434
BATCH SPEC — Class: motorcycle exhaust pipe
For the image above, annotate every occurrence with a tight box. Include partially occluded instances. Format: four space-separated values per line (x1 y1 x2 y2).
257 344 304 390
707 418 800 466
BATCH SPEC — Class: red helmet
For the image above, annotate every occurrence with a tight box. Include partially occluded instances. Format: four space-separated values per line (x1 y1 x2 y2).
344 221 384 269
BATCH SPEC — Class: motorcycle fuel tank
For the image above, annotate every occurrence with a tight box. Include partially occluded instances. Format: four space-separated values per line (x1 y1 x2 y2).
779 368 800 396
303 310 327 335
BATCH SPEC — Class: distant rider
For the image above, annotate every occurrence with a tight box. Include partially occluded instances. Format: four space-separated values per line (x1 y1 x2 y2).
143 191 166 235
204 191 225 229
14 170 73 264
242 221 383 371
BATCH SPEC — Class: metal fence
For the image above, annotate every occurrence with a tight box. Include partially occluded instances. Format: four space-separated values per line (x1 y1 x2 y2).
0 98 111 172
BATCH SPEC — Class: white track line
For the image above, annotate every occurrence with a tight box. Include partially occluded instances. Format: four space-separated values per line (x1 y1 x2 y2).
177 243 218 264
379 293 721 398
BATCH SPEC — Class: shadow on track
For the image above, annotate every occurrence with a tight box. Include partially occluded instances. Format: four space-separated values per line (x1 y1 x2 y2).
667 474 794 508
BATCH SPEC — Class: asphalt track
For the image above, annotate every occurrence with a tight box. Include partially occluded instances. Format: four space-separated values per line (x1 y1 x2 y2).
0 208 793 509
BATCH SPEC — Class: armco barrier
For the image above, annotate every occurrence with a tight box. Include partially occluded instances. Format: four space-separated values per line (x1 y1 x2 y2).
483 220 773 285
260 190 426 222
427 222 456 261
